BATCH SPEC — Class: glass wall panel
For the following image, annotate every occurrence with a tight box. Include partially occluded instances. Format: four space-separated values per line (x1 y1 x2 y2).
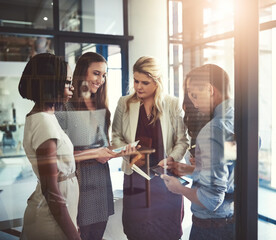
0 35 54 62
169 1 183 40
169 43 183 96
258 1 276 237
168 1 235 239
0 0 53 29
260 0 276 24
202 0 234 37
0 0 129 237
0 50 37 235
59 0 124 35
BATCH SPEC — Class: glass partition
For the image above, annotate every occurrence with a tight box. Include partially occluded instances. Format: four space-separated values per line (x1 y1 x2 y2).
168 1 236 239
258 1 276 237
0 0 53 29
59 0 124 35
0 35 54 62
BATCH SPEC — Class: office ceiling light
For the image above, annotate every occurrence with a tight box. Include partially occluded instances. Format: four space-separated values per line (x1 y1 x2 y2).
2 20 32 25
43 17 48 21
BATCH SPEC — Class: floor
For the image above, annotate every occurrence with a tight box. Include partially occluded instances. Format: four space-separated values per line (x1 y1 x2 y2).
102 170 192 240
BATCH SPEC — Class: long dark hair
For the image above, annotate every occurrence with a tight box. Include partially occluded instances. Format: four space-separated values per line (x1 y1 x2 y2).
18 53 67 108
183 70 211 146
183 91 209 146
71 52 111 132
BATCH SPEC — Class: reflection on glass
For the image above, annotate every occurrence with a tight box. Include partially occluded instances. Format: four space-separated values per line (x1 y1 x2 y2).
0 0 53 29
259 3 276 238
169 1 182 39
0 35 53 154
203 0 234 37
203 39 234 97
0 75 34 157
59 0 124 35
260 0 276 24
0 35 54 62
259 28 276 189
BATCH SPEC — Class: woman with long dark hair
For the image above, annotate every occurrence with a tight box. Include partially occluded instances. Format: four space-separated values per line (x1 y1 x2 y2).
59 52 115 240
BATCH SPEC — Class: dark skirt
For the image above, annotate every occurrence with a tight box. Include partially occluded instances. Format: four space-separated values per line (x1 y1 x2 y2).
122 167 184 240
76 159 114 226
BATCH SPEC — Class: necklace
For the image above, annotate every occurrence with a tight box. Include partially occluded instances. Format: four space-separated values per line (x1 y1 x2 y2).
146 112 152 120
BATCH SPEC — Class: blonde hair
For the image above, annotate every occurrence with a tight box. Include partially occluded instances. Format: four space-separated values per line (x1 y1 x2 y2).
126 56 163 124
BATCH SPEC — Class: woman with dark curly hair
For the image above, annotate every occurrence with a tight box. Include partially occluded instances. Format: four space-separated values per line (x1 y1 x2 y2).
19 53 81 240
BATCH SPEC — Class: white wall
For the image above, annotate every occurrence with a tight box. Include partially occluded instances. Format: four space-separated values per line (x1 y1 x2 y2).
95 0 124 35
128 0 168 92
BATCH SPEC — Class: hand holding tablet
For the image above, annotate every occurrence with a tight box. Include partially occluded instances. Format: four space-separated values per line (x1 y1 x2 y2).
112 140 140 153
151 165 189 185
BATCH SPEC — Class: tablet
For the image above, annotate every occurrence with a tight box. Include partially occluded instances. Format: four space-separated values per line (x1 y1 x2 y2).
150 165 189 185
112 140 140 153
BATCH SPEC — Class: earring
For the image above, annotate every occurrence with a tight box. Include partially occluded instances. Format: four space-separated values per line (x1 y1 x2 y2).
80 81 91 99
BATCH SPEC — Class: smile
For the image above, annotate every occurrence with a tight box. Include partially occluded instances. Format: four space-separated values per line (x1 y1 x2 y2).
91 82 101 88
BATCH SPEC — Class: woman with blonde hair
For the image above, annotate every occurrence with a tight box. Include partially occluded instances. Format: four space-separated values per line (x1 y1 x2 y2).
112 56 189 240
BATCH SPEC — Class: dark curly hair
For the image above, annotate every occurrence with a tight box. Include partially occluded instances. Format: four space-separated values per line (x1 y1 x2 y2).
18 53 67 107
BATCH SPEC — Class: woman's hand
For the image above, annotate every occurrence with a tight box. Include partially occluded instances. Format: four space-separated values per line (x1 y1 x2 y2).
189 156 196 165
120 144 141 156
95 147 118 164
74 147 118 162
161 174 183 195
158 156 174 169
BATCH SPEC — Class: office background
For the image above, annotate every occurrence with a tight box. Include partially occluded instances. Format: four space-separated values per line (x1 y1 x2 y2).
0 0 275 239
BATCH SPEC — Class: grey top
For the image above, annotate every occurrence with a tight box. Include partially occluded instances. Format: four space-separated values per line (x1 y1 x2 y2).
56 103 114 226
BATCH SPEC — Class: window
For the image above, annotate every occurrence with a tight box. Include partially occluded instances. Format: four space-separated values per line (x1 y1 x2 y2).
59 0 124 35
168 0 276 239
0 0 53 29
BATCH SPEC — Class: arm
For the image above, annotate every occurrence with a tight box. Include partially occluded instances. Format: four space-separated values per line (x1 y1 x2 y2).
158 156 195 176
167 97 189 162
112 97 129 147
195 126 230 211
162 125 231 211
161 174 204 207
112 97 133 174
37 139 80 240
74 147 118 163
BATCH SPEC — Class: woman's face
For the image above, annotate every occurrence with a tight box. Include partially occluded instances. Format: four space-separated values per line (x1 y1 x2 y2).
187 78 211 115
64 65 74 103
85 62 107 94
133 72 157 100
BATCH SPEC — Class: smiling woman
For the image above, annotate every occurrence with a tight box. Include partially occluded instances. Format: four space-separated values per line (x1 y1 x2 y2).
86 62 107 94
57 52 114 240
